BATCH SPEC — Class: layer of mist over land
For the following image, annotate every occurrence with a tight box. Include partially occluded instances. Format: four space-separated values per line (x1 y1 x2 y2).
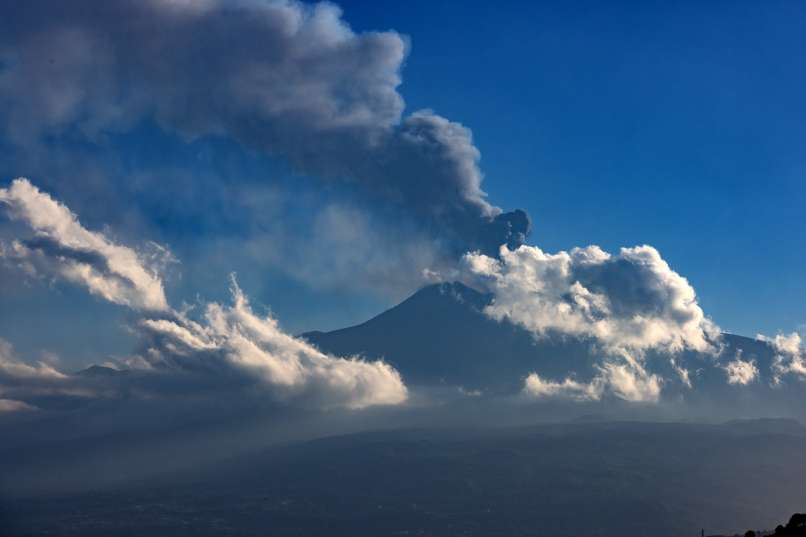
4 417 806 537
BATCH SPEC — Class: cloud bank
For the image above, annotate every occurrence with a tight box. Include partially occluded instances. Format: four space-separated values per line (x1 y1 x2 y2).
136 277 407 409
523 360 662 403
0 179 407 411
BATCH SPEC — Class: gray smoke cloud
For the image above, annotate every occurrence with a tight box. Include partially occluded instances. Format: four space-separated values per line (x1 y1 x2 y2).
0 0 530 258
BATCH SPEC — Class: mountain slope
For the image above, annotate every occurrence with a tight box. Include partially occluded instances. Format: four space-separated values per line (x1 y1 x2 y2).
303 282 595 392
302 283 777 396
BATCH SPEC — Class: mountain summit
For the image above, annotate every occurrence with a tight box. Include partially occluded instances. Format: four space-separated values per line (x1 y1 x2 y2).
303 283 779 400
304 282 616 393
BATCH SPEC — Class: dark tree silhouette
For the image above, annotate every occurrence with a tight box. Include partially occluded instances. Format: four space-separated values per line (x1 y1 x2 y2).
786 513 806 537
748 513 806 537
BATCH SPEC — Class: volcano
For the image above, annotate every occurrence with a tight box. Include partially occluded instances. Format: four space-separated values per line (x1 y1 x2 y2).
302 282 780 399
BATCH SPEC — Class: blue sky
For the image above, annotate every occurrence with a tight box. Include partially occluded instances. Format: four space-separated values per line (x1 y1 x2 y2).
0 0 804 369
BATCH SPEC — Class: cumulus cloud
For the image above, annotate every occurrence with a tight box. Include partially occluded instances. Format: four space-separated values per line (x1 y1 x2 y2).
0 178 170 310
723 353 759 385
599 359 662 402
523 355 662 403
523 373 602 401
0 0 529 260
463 244 719 355
759 332 806 384
135 277 407 409
463 244 718 402
0 180 408 410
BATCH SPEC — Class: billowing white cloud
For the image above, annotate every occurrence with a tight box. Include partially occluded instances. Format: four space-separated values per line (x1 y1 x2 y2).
463 244 719 402
463 244 719 356
523 373 602 401
723 354 759 385
759 332 806 384
137 277 408 409
0 178 170 311
600 360 662 402
523 355 663 403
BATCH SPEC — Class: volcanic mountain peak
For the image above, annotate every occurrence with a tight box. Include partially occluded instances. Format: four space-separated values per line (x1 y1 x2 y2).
303 283 780 401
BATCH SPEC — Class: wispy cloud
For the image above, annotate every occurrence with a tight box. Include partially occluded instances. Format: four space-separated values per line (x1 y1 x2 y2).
0 178 171 311
0 398 37 413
